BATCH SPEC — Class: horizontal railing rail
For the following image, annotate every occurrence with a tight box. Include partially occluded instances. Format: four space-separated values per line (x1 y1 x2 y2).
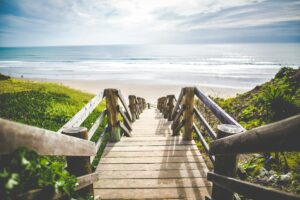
0 118 96 156
157 86 300 200
1 88 147 199
209 114 300 155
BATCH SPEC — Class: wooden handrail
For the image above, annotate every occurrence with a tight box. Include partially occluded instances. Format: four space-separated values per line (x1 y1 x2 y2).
57 92 104 133
193 108 217 139
207 172 300 200
94 126 108 154
171 105 185 129
194 88 245 131
118 106 132 131
88 110 107 140
157 87 300 200
0 118 96 156
192 124 215 163
172 90 184 119
120 121 132 137
117 90 132 121
210 114 300 155
1 87 148 198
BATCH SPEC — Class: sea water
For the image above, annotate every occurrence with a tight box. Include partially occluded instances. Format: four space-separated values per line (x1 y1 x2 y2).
0 44 299 90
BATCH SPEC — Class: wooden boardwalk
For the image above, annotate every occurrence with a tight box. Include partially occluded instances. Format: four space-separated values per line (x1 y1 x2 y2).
94 108 212 199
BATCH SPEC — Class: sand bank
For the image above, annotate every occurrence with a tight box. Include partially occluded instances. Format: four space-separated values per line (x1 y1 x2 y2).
30 79 247 103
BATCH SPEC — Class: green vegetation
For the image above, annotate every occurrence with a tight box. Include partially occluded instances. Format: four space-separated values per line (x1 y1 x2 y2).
0 75 107 199
0 147 76 200
214 67 299 129
195 67 300 194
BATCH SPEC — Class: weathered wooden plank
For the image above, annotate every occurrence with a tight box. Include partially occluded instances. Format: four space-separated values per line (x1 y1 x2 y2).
106 140 195 146
104 145 198 152
94 188 211 199
117 90 132 121
88 110 107 140
194 108 217 139
99 156 204 164
195 88 245 130
172 89 184 119
210 114 300 155
193 124 215 163
94 178 211 188
118 106 132 131
97 162 209 171
120 136 181 141
102 150 202 158
95 169 208 179
0 118 96 156
57 92 103 133
120 122 132 137
76 172 99 191
207 172 300 200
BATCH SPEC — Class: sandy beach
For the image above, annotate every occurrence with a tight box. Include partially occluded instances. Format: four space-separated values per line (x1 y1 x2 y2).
30 78 248 103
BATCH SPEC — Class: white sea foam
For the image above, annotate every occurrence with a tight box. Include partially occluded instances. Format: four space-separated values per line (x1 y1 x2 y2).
0 44 299 89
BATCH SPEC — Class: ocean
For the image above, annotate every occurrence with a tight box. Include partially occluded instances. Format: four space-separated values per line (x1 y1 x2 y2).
0 44 299 90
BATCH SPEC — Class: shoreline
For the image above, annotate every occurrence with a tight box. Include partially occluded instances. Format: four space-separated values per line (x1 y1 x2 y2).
26 78 248 103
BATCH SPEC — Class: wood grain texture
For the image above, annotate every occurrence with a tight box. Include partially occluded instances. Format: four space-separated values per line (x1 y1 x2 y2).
57 92 103 133
0 118 96 156
95 108 211 199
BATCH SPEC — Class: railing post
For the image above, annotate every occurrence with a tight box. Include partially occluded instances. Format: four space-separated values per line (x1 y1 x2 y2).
211 124 243 200
167 95 175 121
62 127 94 197
162 97 168 119
104 89 121 142
129 95 137 122
182 87 194 140
142 98 146 110
137 97 142 113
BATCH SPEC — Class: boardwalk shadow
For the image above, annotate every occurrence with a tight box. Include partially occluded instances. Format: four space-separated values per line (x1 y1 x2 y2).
155 110 211 199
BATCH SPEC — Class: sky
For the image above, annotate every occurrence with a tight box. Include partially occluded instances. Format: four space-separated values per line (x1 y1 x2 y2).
0 0 300 47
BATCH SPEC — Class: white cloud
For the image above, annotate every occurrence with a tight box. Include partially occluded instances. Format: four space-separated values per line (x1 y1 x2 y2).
0 0 299 46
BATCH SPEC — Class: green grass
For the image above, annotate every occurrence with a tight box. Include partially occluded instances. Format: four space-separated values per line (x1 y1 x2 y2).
194 67 300 195
0 75 107 199
0 76 105 131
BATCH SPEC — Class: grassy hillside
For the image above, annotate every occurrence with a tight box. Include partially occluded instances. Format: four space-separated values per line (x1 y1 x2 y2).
0 75 106 199
0 75 105 131
215 67 299 130
214 67 300 194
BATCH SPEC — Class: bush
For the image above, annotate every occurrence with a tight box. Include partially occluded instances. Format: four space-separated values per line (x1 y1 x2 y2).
0 148 77 199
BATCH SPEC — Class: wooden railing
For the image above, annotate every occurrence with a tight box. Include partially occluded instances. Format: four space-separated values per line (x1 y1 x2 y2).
157 87 300 200
0 88 147 199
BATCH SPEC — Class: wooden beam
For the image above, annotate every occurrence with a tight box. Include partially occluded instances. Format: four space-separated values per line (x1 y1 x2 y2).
192 124 215 163
211 124 242 200
194 108 217 139
105 89 121 142
210 114 300 155
62 127 94 196
0 118 96 156
120 122 132 137
118 106 132 131
207 172 300 200
172 90 184 119
76 172 99 191
117 90 132 121
182 87 195 140
194 88 245 131
87 110 107 140
171 105 184 129
57 92 103 133
166 95 175 121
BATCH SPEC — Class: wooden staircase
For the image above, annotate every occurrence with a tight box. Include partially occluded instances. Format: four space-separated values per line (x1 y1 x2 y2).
94 108 211 199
